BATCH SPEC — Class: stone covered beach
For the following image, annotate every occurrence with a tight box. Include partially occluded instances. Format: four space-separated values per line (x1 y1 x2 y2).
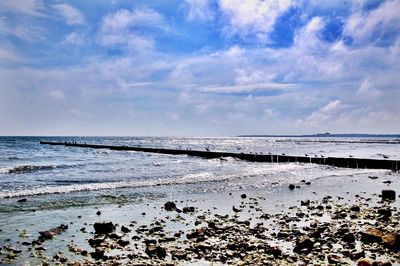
1 169 400 266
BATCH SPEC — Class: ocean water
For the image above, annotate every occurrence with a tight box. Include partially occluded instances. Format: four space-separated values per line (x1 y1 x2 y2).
0 136 399 213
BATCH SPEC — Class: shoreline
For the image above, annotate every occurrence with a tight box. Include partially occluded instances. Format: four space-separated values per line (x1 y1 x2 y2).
1 170 400 265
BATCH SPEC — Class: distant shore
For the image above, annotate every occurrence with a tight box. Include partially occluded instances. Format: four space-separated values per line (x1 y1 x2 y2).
1 169 399 265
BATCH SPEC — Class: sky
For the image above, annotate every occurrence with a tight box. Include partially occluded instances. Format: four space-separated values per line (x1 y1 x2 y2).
0 0 399 136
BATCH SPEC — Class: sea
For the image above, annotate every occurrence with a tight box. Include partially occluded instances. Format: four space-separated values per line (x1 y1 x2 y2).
0 136 399 212
1 136 400 263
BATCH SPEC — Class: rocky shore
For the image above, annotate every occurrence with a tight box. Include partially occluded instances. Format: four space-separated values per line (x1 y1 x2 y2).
1 176 399 265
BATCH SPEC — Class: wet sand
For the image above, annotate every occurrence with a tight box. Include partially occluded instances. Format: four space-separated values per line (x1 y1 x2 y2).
1 170 400 265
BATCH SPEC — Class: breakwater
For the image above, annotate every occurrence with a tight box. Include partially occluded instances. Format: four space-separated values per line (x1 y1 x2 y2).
39 141 399 171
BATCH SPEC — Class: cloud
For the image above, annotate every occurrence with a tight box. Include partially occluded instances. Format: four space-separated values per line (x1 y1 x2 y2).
183 0 215 21
53 3 85 26
306 100 346 125
199 82 295 93
63 32 85 45
99 7 168 50
0 0 45 17
219 0 293 41
357 78 382 97
344 0 400 45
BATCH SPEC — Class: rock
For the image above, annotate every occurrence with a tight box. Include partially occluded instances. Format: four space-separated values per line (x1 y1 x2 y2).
350 205 360 212
360 227 384 243
39 231 54 240
17 198 27 203
382 232 399 249
93 222 115 235
145 245 166 259
171 250 187 260
182 207 195 213
300 200 310 206
327 254 343 264
376 260 392 266
350 250 365 260
342 232 356 243
368 176 378 179
91 247 105 260
117 239 130 247
164 201 176 211
289 184 295 190
293 237 314 253
96 211 101 216
88 237 106 247
241 194 247 199
357 258 374 266
381 190 396 201
121 225 131 233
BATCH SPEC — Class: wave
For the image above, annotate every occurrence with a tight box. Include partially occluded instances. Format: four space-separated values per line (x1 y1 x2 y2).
0 162 387 199
0 164 80 174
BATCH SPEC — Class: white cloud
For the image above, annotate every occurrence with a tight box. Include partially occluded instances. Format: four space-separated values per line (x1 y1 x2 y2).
219 0 293 41
182 0 215 21
0 0 45 17
199 82 295 93
357 78 382 97
53 3 85 26
99 7 168 50
306 100 345 125
344 0 400 45
63 32 85 45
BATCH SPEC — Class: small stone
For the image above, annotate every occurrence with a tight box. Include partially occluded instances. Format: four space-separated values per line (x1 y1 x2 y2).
164 201 176 211
241 194 247 199
289 184 295 190
121 225 131 233
382 232 399 248
182 207 195 213
300 200 310 206
39 231 54 240
381 190 396 201
17 198 27 203
293 237 314 253
117 239 130 247
96 211 101 216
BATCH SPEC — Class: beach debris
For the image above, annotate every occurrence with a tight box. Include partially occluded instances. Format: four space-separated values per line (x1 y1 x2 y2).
381 189 396 201
93 221 115 235
164 201 176 211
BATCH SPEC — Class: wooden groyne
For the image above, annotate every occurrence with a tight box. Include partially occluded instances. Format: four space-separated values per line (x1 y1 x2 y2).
39 141 399 171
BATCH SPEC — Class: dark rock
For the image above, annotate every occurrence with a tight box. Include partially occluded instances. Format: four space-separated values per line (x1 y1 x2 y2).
164 201 176 211
241 194 247 199
144 239 157 245
17 198 27 203
300 200 310 206
382 232 399 249
88 237 105 247
91 247 105 260
360 227 384 243
368 176 378 180
39 231 54 240
350 250 365 260
121 225 131 233
93 222 115 235
96 211 101 216
382 190 396 201
117 239 130 247
342 232 356 243
182 207 195 213
145 245 166 259
350 205 361 212
293 237 314 253
289 184 295 190
171 250 187 260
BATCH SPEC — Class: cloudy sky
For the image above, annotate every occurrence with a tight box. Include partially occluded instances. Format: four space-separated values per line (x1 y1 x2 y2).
0 0 399 136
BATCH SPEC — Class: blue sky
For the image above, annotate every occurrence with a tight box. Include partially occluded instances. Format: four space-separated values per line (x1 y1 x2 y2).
0 0 399 136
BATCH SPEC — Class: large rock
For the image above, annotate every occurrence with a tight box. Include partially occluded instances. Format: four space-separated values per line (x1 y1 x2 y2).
360 227 384 243
381 190 396 201
93 222 115 235
382 232 399 249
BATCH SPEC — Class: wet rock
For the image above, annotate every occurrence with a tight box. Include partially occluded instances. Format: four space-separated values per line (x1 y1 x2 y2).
360 227 384 243
241 194 247 199
164 201 176 211
39 231 54 240
293 237 314 253
93 222 115 235
183 207 195 213
342 232 356 243
382 232 399 249
350 205 361 212
96 211 101 216
171 250 187 260
91 247 105 260
327 254 343 264
121 225 131 233
17 198 27 203
300 200 310 206
117 239 130 247
88 237 106 248
381 190 396 201
289 184 295 190
145 245 166 259
368 176 378 180
357 258 374 266
350 250 365 260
